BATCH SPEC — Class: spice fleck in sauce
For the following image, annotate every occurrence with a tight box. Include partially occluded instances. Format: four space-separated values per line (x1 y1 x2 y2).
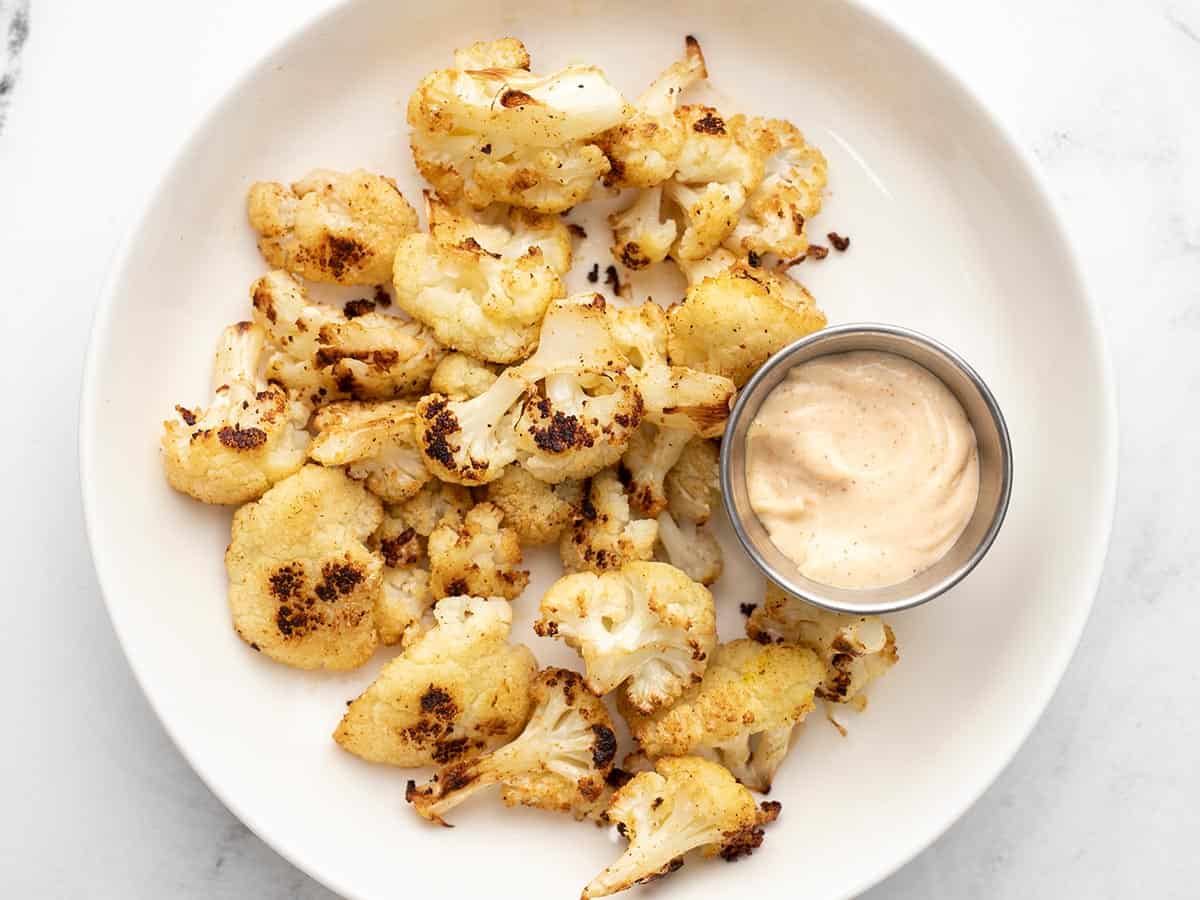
746 351 979 589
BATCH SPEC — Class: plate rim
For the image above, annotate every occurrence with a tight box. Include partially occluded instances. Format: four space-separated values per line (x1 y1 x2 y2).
78 1 1120 897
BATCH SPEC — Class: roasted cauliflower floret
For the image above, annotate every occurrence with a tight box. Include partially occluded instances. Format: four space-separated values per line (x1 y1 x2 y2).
430 352 500 399
428 194 573 276
583 756 780 898
747 584 899 707
334 596 536 766
486 466 583 545
408 41 630 213
428 502 529 601
394 479 475 537
414 294 640 485
596 36 707 189
559 468 659 574
620 640 823 792
664 180 746 261
371 506 434 646
725 118 828 261
162 322 310 505
406 667 618 824
453 37 531 71
226 465 383 670
666 262 826 387
664 437 720 524
308 399 429 503
619 423 691 517
609 185 676 270
535 561 716 713
654 510 723 586
251 270 444 402
247 169 419 285
391 196 570 364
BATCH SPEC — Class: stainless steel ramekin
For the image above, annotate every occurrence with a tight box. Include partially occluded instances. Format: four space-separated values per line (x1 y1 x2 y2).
720 323 1013 615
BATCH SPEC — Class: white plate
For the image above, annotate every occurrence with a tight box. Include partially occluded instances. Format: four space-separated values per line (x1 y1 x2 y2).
79 1 1117 898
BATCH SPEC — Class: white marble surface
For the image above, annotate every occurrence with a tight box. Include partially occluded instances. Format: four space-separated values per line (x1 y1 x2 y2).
1 0 1196 896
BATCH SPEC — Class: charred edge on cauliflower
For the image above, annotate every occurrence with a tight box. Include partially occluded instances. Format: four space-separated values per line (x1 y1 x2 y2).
692 109 726 134
268 559 369 639
379 528 421 567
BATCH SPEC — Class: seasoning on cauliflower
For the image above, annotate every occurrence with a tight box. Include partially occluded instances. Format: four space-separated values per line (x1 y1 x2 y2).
619 639 824 792
609 185 676 270
391 196 570 364
308 399 429 503
486 465 583 545
535 560 716 714
559 468 659 574
654 510 723 586
428 501 529 601
335 596 536 766
664 437 720 524
430 351 500 399
371 506 434 646
666 261 826 387
725 118 828 261
247 168 419 285
583 756 781 898
414 294 641 485
428 193 573 276
747 583 899 707
251 270 444 402
226 465 383 670
393 478 474 537
596 36 707 189
408 40 630 213
162 322 310 505
406 667 618 825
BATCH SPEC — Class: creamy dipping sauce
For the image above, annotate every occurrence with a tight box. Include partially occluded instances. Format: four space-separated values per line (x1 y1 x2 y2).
746 350 980 589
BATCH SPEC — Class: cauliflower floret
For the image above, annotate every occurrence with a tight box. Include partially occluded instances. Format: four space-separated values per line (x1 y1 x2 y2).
452 37 531 70
394 479 474 537
725 118 828 261
619 640 823 792
535 560 716 713
666 262 826 387
609 185 676 270
391 196 571 364
226 465 383 670
619 423 691 516
247 169 419 285
334 596 537 766
408 41 630 213
428 502 529 601
162 322 310 505
747 584 899 707
486 465 583 544
430 352 500 399
559 468 659 574
664 180 747 261
308 399 429 503
654 510 723 586
607 301 734 438
370 507 434 646
414 294 641 485
596 36 707 189
406 667 618 824
583 756 780 898
428 194 573 276
664 437 720 524
251 270 444 402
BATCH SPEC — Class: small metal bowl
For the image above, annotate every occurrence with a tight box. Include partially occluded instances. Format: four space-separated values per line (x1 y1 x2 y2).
720 323 1013 615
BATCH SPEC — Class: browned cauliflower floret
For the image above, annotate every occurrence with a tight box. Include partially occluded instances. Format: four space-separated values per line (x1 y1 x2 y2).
430 352 500 399
583 756 781 898
251 270 444 402
406 667 618 824
408 41 630 213
619 423 691 517
654 510 723 586
559 468 659 574
308 399 429 503
393 478 474 537
725 118 828 261
596 36 707 189
427 502 529 601
666 260 826 387
226 465 383 670
609 185 676 270
486 465 583 545
371 506 433 646
247 169 418 285
452 37 531 70
334 596 536 766
620 639 824 792
414 294 641 486
391 195 571 364
664 437 720 524
162 322 310 505
747 583 899 707
535 561 716 714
